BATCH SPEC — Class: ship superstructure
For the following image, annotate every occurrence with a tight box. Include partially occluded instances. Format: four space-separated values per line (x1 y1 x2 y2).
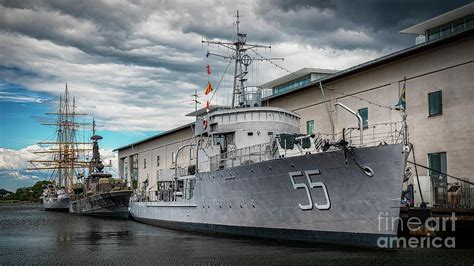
69 120 132 218
129 12 408 248
28 85 90 211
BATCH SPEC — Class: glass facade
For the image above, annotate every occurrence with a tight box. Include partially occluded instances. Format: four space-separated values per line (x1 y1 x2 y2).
272 74 312 95
425 14 474 42
358 108 368 129
428 91 442 116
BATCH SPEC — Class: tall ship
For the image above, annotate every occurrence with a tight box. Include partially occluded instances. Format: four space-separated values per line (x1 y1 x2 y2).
28 85 90 211
129 12 407 248
69 120 133 218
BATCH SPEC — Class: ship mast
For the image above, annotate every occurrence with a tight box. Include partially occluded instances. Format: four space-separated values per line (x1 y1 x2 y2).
28 84 91 193
202 10 282 108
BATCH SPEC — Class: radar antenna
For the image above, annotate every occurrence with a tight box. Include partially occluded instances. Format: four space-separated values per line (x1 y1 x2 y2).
202 10 283 108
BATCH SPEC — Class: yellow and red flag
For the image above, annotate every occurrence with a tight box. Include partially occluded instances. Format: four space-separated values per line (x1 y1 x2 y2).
204 81 213 95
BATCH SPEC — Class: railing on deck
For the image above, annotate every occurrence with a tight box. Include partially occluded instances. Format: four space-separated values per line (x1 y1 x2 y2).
317 121 406 147
209 142 272 171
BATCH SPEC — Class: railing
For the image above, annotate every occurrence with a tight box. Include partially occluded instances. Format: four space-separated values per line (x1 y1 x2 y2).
236 87 262 107
316 121 405 147
209 142 272 171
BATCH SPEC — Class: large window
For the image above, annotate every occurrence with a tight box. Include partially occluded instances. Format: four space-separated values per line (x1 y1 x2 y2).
425 14 474 42
358 108 368 129
306 120 314 135
429 152 447 186
429 152 447 205
428 91 442 116
272 74 312 95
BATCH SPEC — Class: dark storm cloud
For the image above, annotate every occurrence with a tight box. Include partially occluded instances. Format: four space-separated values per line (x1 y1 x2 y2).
0 0 204 73
256 0 473 50
0 0 473 133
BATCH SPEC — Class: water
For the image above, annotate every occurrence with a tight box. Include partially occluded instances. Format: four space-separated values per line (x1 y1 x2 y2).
1 203 473 265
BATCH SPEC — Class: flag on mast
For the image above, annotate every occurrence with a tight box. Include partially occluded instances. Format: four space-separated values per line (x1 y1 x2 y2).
395 77 407 111
204 81 213 95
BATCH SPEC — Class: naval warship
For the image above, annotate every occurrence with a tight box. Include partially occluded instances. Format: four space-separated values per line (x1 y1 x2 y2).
129 12 407 248
69 121 132 218
28 85 90 211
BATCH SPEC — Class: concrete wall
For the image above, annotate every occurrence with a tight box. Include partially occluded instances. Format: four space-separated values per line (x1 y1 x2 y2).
267 36 474 183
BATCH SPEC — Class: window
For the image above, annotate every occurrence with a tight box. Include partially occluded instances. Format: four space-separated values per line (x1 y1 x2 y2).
358 108 368 129
143 158 146 169
439 23 451 37
428 91 442 116
427 27 440 42
465 14 474 29
306 120 314 135
428 152 447 186
171 152 176 164
247 132 253 136
156 156 160 167
190 148 194 160
452 19 463 34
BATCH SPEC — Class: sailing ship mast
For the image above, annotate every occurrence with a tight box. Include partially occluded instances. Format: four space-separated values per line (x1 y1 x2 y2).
28 84 91 193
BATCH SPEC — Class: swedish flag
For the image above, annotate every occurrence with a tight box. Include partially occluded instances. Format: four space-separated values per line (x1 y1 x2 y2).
395 81 406 111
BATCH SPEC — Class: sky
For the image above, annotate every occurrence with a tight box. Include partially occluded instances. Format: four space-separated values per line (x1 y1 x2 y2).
0 0 471 191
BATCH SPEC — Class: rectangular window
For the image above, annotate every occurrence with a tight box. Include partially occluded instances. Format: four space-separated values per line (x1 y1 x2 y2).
171 152 176 164
428 152 447 186
358 108 368 129
427 27 440 42
440 24 451 37
306 120 314 135
190 148 194 160
156 156 160 167
452 18 464 34
428 91 442 116
465 14 474 29
143 158 146 169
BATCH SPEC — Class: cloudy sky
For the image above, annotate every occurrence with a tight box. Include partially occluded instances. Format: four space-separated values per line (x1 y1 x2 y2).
0 0 471 191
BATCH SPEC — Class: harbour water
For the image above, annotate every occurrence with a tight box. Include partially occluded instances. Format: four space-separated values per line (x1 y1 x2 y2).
1 203 473 265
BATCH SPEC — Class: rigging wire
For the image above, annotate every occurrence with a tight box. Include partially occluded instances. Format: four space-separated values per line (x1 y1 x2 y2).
331 90 395 111
210 58 233 103
407 160 474 186
250 48 299 79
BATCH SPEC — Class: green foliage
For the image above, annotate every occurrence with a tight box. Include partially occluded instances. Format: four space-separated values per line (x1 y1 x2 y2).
1 180 49 202
0 188 12 196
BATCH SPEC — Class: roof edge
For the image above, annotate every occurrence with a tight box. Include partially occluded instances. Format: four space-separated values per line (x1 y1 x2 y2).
113 122 194 152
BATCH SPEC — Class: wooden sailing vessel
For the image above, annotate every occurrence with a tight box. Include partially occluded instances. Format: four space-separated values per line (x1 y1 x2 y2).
28 84 90 211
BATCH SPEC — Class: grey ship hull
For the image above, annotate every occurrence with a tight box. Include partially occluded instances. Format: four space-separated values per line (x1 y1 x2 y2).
70 190 133 219
43 195 70 211
130 144 406 248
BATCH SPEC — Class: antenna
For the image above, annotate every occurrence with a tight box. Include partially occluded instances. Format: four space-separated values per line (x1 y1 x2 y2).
202 10 283 108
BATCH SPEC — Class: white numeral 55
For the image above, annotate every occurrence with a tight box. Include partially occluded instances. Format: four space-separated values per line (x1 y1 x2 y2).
289 170 331 211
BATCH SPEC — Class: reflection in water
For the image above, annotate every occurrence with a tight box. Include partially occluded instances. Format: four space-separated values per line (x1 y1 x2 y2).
0 203 473 264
